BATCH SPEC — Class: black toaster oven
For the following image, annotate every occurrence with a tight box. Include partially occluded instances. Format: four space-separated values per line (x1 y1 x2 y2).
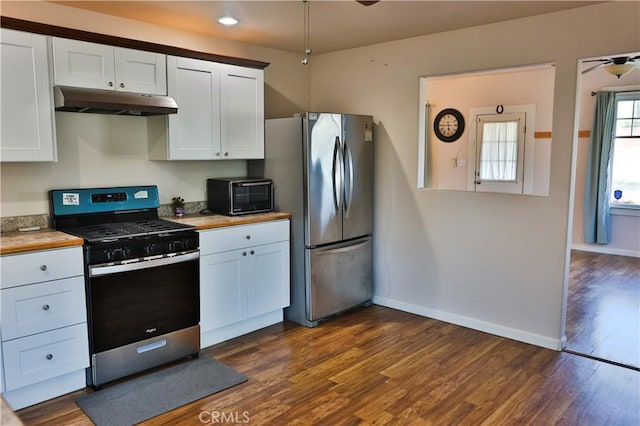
207 178 273 215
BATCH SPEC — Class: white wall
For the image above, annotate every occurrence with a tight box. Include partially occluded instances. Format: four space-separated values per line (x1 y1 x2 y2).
309 2 640 349
0 1 309 216
571 61 640 257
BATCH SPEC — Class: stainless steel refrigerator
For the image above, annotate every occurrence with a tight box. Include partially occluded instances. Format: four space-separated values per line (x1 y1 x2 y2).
250 112 374 327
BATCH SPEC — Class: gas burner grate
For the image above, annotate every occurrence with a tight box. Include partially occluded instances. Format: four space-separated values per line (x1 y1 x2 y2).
65 219 195 242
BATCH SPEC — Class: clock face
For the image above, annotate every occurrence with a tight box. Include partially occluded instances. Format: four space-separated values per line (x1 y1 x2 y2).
438 114 459 137
434 108 465 142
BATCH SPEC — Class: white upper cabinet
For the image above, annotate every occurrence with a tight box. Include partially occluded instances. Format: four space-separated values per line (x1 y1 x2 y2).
220 64 264 159
0 29 57 162
164 56 222 160
52 38 167 95
153 56 265 160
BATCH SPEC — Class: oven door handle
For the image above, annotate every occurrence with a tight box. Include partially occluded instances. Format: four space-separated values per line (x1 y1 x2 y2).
89 251 200 277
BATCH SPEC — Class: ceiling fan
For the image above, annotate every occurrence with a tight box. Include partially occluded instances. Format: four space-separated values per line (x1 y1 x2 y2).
355 1 380 5
582 55 640 78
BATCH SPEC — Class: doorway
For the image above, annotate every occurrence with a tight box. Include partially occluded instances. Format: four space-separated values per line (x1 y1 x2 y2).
565 250 640 369
565 53 640 370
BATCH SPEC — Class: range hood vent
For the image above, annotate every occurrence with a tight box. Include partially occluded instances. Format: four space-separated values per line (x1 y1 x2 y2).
54 86 178 116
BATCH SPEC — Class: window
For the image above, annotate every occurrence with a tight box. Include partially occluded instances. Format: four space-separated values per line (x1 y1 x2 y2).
610 92 640 208
468 107 532 195
478 119 521 182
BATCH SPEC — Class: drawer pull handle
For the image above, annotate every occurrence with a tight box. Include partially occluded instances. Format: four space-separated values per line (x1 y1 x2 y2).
246 235 251 240
242 252 247 256
40 265 47 271
250 250 255 255
46 354 54 360
42 304 50 311
136 339 167 354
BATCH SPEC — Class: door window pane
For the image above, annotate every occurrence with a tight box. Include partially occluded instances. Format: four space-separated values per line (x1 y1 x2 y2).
479 121 519 182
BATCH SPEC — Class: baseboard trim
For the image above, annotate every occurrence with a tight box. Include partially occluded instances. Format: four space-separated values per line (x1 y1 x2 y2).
200 310 283 349
372 296 563 351
571 243 640 258
3 369 86 410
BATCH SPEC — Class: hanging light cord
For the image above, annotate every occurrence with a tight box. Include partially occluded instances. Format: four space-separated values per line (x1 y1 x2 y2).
302 0 311 65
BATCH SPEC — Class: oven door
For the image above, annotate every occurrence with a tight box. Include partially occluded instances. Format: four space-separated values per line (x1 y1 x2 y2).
88 251 199 353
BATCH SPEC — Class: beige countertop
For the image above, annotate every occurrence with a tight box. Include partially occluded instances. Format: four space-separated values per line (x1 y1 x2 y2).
0 212 291 255
0 228 84 255
167 211 292 230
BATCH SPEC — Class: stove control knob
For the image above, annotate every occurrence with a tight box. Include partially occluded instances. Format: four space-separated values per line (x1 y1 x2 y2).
144 244 155 255
119 247 131 259
103 250 113 261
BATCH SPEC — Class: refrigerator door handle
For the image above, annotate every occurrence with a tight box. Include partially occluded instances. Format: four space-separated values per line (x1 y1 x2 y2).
332 136 343 212
315 237 370 255
343 140 354 217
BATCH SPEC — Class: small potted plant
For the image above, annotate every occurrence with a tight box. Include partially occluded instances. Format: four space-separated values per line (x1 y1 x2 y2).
171 196 185 217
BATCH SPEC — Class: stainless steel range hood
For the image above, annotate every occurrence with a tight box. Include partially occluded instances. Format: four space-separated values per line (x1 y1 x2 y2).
54 86 178 116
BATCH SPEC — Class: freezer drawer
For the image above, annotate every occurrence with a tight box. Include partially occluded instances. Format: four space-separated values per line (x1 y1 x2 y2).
306 236 372 321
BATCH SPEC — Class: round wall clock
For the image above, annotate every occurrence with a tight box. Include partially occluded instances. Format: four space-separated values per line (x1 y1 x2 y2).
434 108 465 143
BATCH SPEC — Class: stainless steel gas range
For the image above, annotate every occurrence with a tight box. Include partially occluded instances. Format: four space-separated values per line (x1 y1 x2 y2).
50 186 200 388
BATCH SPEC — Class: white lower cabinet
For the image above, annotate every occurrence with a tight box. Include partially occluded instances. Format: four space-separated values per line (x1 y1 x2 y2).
199 220 290 348
3 324 88 391
0 246 89 410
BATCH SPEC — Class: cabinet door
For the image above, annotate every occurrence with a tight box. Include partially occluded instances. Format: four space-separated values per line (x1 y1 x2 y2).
167 56 221 160
248 241 290 317
2 323 89 391
0 246 83 290
199 220 290 256
200 250 247 331
52 38 115 90
0 29 56 162
2 276 86 340
220 64 264 159
114 48 167 95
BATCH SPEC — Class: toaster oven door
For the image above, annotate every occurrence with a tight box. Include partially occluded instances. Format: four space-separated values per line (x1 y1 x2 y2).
231 182 273 214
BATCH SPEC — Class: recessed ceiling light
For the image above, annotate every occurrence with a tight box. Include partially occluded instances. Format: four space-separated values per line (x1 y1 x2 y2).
218 16 238 26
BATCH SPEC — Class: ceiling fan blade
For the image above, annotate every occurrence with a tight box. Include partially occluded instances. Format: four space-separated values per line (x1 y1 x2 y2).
582 58 610 63
581 62 609 74
356 0 379 5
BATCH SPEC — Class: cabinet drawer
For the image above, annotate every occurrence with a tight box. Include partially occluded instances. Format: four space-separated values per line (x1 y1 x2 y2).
2 276 87 340
0 246 83 289
2 323 89 391
199 220 289 255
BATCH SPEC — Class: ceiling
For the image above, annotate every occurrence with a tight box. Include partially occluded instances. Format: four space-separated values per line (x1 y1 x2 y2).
51 1 601 55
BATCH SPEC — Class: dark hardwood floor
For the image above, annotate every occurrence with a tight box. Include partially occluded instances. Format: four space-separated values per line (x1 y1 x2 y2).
566 250 640 369
15 305 640 425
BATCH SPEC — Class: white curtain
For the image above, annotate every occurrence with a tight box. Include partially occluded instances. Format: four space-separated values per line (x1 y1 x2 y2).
479 121 519 181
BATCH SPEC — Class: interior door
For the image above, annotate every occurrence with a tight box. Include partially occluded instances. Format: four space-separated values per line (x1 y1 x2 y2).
473 112 526 194
342 114 374 240
304 113 343 247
